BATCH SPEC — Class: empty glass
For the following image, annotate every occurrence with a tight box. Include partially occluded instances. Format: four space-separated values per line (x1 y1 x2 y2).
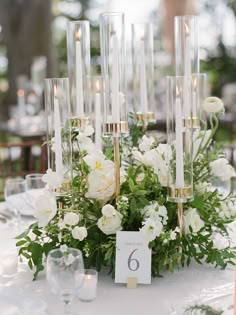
46 247 84 315
25 173 46 210
4 178 26 228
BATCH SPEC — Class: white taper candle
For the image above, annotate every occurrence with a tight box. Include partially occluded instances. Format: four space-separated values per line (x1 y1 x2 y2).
175 88 184 188
140 40 148 113
111 35 120 122
75 30 84 118
54 89 63 179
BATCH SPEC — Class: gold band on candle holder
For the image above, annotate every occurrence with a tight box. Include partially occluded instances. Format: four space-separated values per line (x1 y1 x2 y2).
183 117 200 129
71 117 90 129
136 111 155 122
103 121 128 135
168 186 192 199
54 179 72 194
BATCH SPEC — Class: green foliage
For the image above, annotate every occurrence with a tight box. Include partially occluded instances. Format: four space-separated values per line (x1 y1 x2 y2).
185 304 223 315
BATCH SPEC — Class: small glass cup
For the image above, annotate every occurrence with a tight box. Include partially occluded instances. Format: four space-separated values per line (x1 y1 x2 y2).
78 269 98 302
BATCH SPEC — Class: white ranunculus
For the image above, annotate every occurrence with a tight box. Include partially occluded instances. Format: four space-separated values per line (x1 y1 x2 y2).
139 135 155 152
42 168 63 189
63 212 80 226
183 208 204 234
202 97 224 113
193 130 212 160
210 158 236 181
97 210 123 235
211 232 229 250
83 152 108 170
35 192 57 227
140 218 163 242
72 226 88 241
101 204 116 217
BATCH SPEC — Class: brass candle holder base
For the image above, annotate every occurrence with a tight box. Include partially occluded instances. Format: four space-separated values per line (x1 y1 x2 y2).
53 178 72 195
183 117 200 129
103 121 128 137
71 117 90 130
167 185 193 203
136 111 155 123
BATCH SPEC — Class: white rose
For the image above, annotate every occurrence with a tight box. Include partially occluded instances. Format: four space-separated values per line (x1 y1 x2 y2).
211 232 229 250
35 192 57 227
183 208 204 234
202 97 224 113
140 218 163 242
72 226 88 241
210 158 236 181
97 211 123 235
42 168 63 189
64 212 80 226
101 204 116 217
139 135 155 152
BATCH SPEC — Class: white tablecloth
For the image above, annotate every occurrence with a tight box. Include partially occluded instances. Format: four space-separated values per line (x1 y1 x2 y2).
0 207 235 315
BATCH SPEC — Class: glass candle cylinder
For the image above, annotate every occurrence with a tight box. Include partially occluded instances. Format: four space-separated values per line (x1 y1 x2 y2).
166 76 193 203
78 269 98 302
100 12 128 137
174 15 199 76
67 21 91 123
44 78 72 181
192 73 207 122
88 75 103 150
131 23 155 124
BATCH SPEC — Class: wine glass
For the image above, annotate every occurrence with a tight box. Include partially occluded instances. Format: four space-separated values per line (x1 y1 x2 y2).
4 178 26 229
25 173 46 211
46 247 84 315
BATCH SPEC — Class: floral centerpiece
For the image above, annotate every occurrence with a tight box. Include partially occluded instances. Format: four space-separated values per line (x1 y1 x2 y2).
16 97 236 280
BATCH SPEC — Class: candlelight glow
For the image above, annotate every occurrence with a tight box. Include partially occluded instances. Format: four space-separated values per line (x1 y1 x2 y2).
95 80 100 92
17 89 24 97
185 23 190 36
176 85 180 97
75 28 81 41
54 85 58 97
193 76 197 90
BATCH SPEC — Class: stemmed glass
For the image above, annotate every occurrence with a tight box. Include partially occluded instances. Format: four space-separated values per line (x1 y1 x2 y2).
46 247 84 315
4 178 26 229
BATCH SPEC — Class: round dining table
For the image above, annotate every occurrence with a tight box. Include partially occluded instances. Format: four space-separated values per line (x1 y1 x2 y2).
0 202 235 315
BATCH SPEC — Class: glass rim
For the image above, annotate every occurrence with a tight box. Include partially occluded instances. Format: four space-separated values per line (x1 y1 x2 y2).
44 77 69 82
99 11 124 17
25 173 44 178
5 178 25 183
47 247 83 259
166 75 192 80
84 269 98 276
67 20 90 26
174 15 198 20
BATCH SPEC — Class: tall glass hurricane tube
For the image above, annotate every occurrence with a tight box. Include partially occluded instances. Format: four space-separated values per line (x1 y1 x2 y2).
67 21 91 124
99 12 128 137
166 76 193 203
175 16 199 124
44 78 72 183
131 23 155 123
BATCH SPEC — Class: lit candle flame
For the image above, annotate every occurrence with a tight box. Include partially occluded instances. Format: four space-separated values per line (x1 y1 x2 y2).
176 85 181 97
185 23 190 36
17 89 24 97
54 85 58 97
193 76 197 90
95 80 100 92
75 28 81 41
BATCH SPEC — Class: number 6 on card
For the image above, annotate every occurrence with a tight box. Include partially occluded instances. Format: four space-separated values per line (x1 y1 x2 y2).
115 231 152 284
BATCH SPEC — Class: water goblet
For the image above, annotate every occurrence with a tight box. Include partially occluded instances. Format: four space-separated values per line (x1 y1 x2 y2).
4 178 26 229
46 247 84 315
25 173 46 210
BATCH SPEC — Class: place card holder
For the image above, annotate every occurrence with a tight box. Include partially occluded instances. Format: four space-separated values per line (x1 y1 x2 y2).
127 277 137 289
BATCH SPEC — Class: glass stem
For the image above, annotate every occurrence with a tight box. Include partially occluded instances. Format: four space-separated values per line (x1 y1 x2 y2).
64 299 72 315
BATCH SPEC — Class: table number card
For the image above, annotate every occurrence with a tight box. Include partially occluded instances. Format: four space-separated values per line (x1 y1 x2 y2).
115 231 151 284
